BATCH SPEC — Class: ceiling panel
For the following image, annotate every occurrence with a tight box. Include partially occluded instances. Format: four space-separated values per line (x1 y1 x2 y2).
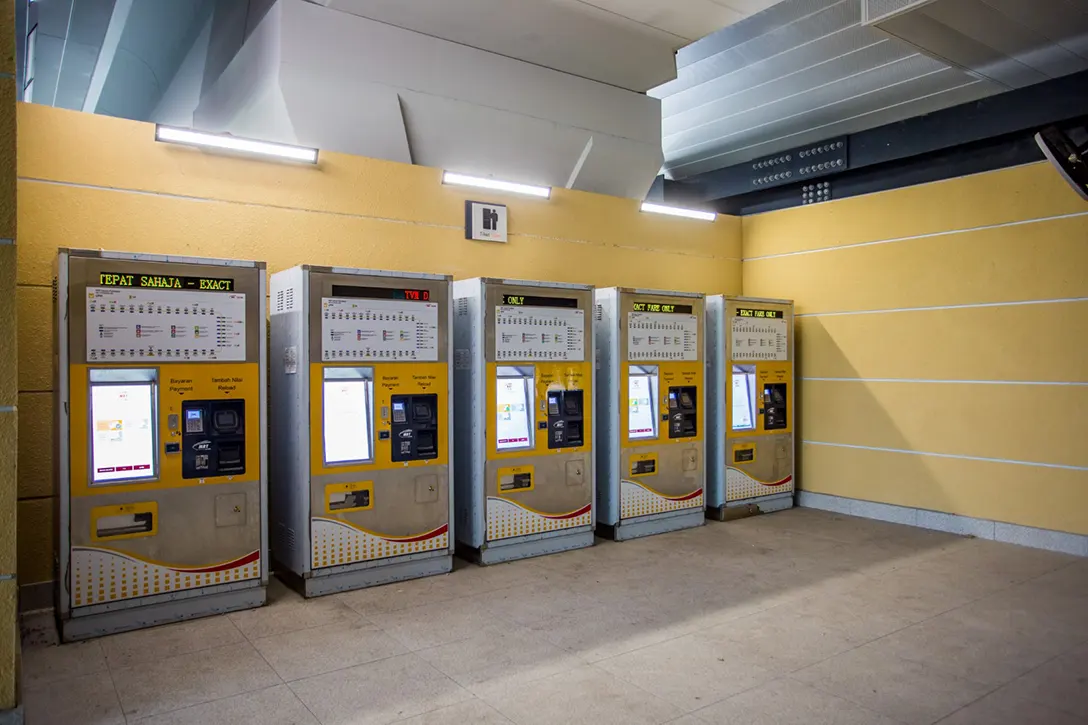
652 0 1030 179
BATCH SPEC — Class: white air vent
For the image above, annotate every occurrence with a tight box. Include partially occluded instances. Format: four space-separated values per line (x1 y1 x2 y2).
456 298 469 318
594 303 603 322
273 286 296 315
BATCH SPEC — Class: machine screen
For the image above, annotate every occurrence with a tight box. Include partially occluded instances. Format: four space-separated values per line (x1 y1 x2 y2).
323 378 373 464
628 368 657 440
731 365 756 431
496 369 534 451
91 383 156 483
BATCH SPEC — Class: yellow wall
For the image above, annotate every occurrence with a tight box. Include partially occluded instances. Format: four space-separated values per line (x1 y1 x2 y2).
14 103 742 585
1 0 18 708
743 163 1088 535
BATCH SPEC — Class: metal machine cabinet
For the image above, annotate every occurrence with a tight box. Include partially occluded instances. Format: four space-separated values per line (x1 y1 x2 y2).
595 288 706 540
453 278 595 564
269 266 454 596
54 249 268 641
706 296 795 519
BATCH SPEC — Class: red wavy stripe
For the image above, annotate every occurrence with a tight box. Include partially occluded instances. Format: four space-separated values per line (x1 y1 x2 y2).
669 489 704 502
173 550 260 574
391 523 449 543
544 504 593 520
760 475 793 488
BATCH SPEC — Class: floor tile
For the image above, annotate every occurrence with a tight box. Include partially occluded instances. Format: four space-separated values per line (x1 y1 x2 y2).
334 576 452 617
878 608 1068 686
111 640 281 720
368 596 512 651
127 685 319 724
99 614 246 669
21 670 125 725
481 664 683 725
252 617 407 681
20 638 108 690
793 641 992 725
692 677 901 725
415 624 584 697
709 608 868 674
522 598 689 663
391 698 513 724
936 685 1083 725
595 632 775 712
288 653 472 725
230 579 361 640
479 581 603 628
1001 642 1088 720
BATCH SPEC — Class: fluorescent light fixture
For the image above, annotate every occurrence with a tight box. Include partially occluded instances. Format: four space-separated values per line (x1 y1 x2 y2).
442 171 551 198
155 125 318 164
640 202 717 222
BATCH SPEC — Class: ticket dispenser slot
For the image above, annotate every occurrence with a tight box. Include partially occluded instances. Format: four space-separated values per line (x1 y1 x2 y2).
391 394 439 462
182 399 246 479
547 390 584 449
96 512 153 538
667 386 698 438
762 383 788 431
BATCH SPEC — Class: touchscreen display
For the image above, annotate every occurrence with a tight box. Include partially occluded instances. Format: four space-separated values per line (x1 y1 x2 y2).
91 383 156 483
628 374 656 439
323 379 373 464
496 377 533 451
731 368 756 431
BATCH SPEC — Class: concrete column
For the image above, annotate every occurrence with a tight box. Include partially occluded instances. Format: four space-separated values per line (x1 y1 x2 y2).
0 0 18 713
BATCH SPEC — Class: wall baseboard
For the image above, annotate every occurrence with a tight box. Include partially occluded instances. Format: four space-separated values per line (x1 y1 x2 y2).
17 582 52 614
797 491 1088 557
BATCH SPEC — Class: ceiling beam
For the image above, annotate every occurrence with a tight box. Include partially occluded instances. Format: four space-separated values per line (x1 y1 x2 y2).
82 0 133 113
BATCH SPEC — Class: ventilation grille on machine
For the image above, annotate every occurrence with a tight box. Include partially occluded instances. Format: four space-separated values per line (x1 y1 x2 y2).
456 298 469 317
594 303 603 322
274 286 296 314
52 276 58 304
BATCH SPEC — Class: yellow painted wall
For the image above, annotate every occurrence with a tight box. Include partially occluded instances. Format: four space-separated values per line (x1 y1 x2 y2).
14 103 742 585
1 0 18 708
743 162 1088 535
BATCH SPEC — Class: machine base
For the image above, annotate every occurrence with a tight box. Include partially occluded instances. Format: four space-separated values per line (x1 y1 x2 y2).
598 508 705 541
60 583 266 642
707 493 794 522
459 528 594 565
294 553 453 598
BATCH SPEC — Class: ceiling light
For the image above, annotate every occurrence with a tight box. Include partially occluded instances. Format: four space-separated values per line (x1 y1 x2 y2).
155 125 318 164
639 202 717 222
442 172 551 198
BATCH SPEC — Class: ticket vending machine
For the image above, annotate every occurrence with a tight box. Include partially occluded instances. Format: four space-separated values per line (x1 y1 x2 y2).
594 289 705 539
269 267 453 596
54 249 267 641
706 296 795 519
453 279 594 563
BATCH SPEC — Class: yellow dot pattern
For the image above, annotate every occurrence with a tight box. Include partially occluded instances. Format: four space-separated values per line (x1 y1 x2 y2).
726 468 793 502
620 480 702 520
311 519 448 570
486 497 592 542
71 547 261 608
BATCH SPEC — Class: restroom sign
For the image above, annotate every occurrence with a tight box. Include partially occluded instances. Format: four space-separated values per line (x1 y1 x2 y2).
465 201 508 243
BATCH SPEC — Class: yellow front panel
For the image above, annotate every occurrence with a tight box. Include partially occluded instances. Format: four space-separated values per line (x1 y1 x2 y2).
725 361 793 436
309 361 449 475
485 362 593 459
621 361 703 447
69 362 262 496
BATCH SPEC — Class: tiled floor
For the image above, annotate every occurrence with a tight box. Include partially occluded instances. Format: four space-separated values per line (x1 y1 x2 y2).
19 508 1088 725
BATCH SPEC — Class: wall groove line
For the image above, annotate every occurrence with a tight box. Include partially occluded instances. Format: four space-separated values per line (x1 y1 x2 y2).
18 177 738 261
804 440 1088 472
801 377 1088 387
795 296 1088 318
743 210 1088 262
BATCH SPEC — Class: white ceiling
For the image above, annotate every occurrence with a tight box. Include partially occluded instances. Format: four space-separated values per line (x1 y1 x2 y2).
315 0 780 91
